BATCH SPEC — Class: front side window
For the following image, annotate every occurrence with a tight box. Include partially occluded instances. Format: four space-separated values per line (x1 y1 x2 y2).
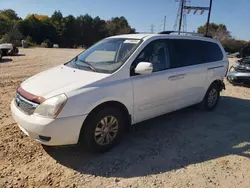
66 38 141 73
131 40 169 75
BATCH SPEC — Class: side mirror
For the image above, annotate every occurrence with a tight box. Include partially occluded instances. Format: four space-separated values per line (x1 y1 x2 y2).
135 62 153 75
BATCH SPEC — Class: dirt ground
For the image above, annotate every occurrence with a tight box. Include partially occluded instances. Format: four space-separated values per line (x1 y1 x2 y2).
1 48 250 188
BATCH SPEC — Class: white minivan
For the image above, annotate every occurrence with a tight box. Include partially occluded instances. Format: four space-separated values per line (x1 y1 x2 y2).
11 32 228 152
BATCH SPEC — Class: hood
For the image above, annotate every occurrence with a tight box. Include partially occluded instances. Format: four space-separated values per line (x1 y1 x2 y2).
0 43 13 49
21 65 109 98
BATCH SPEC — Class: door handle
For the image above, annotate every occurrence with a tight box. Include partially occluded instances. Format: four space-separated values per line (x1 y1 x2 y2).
168 74 186 81
207 65 224 70
168 75 179 80
177 74 185 79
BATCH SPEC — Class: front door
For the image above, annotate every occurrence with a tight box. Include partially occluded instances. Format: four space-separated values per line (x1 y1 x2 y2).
130 39 179 123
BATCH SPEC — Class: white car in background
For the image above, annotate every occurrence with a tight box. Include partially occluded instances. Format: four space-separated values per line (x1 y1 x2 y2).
0 43 19 59
11 32 228 152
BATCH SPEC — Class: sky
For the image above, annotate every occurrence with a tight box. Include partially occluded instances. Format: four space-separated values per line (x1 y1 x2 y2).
1 0 250 40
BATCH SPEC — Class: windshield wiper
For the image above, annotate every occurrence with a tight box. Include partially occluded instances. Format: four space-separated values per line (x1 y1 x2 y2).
72 59 81 69
78 60 98 72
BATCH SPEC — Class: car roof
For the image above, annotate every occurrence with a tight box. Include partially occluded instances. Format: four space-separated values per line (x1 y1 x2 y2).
108 34 153 39
108 33 218 43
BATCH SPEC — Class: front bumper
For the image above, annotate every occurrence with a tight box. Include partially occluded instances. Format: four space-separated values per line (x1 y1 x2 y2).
11 99 87 146
227 71 250 86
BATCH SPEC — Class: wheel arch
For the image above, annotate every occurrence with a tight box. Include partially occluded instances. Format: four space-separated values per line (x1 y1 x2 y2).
210 79 225 91
79 100 131 141
201 78 225 102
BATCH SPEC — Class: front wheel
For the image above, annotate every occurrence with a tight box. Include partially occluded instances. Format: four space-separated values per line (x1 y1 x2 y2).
201 82 220 111
80 107 125 152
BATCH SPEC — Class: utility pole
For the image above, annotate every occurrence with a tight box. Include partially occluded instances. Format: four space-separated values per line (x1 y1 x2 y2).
163 16 166 31
178 0 185 34
174 0 213 35
206 0 213 35
150 24 155 33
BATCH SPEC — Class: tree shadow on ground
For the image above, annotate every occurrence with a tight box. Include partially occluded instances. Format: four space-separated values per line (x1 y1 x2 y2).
0 58 13 63
44 96 250 178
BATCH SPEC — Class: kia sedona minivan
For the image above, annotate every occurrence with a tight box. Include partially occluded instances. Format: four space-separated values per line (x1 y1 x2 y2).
11 32 228 152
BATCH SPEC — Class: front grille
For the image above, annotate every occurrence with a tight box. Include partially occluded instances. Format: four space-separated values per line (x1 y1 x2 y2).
235 65 250 73
15 93 39 115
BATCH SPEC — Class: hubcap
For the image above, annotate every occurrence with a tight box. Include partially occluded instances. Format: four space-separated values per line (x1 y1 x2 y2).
207 88 218 107
94 116 119 145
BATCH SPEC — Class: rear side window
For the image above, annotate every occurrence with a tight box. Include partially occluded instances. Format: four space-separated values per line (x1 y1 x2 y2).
167 39 223 68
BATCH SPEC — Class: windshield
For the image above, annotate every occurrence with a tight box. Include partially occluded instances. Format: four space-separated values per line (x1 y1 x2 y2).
66 38 141 73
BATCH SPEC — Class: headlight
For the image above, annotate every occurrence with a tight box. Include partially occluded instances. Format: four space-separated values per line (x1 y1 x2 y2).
33 94 67 118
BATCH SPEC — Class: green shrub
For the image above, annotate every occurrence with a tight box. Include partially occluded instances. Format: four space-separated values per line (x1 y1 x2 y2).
26 35 32 43
41 42 48 48
41 39 52 48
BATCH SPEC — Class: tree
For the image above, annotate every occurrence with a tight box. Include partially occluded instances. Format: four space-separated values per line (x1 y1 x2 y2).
92 16 108 42
18 15 57 45
222 39 247 53
0 9 20 21
240 43 250 57
0 9 19 37
0 15 12 36
0 10 22 44
26 14 49 21
106 16 135 36
197 23 248 53
197 23 231 42
63 15 77 47
0 9 137 48
51 10 65 35
1 23 23 45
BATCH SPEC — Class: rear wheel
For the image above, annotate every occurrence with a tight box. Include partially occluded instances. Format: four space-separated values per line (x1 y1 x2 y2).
80 107 125 152
201 82 220 111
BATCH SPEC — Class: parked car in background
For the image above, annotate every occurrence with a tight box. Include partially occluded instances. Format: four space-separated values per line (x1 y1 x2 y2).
11 32 228 152
0 43 19 57
0 49 2 60
227 56 250 86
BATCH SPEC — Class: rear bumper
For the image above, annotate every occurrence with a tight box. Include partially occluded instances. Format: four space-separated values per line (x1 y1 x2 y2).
11 99 87 146
220 80 226 91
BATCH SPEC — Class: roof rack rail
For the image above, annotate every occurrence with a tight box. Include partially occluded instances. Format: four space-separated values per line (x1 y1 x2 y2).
158 31 213 38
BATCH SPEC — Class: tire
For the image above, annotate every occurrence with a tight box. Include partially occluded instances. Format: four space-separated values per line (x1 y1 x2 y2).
13 47 19 55
0 50 2 60
201 82 220 111
8 48 18 56
80 107 125 153
2 49 8 56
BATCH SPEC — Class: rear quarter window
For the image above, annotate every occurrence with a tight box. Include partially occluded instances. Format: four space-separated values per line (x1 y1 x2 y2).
167 39 224 68
199 40 223 63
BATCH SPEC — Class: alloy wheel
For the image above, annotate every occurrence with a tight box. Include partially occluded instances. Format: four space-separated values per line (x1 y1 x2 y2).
207 88 218 108
94 116 119 145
